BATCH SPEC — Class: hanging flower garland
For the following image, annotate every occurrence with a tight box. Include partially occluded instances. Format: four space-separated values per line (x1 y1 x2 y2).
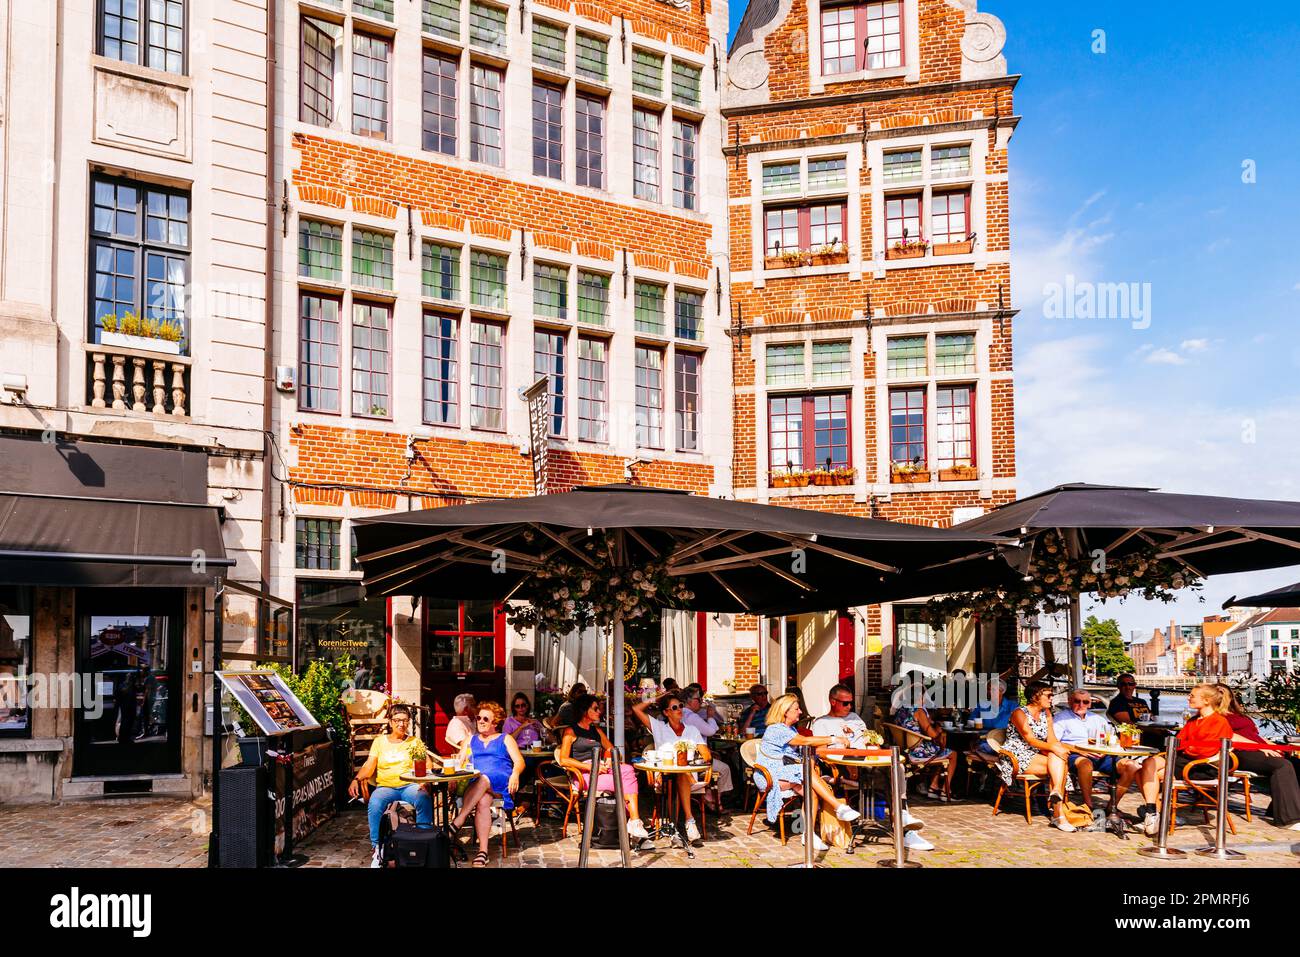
922 529 1202 628
505 530 696 634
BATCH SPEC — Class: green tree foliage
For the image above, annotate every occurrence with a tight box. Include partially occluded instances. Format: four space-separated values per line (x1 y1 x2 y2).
1082 615 1135 677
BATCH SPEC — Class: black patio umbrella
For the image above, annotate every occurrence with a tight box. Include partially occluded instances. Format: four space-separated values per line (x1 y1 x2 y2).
353 484 1019 615
941 483 1300 682
1224 581 1300 609
354 483 1017 868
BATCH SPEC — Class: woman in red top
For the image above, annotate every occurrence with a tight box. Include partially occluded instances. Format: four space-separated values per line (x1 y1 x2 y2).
1214 684 1300 830
1134 684 1233 836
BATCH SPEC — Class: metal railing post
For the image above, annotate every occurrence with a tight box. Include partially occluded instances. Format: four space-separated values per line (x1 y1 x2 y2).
788 744 817 868
608 746 633 867
1138 735 1186 858
1196 738 1245 860
577 749 602 868
878 746 920 868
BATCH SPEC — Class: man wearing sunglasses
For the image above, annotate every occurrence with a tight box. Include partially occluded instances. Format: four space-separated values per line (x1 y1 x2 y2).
680 688 735 806
811 684 932 850
1106 674 1151 724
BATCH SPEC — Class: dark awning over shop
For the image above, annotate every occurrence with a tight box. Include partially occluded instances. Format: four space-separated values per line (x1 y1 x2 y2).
0 492 233 587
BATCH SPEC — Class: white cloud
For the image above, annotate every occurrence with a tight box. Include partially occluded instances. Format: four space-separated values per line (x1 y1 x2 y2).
1012 190 1115 313
1145 348 1187 365
1180 338 1209 353
1017 336 1300 635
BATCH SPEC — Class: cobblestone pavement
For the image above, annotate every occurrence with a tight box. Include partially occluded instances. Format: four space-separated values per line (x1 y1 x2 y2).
1 783 1295 869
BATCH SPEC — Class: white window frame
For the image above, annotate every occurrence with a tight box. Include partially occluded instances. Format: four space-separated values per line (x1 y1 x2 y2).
867 130 988 273
746 142 864 286
807 0 920 92
869 322 993 493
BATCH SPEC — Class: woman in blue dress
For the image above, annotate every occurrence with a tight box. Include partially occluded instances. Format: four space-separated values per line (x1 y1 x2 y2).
755 693 860 850
450 701 525 866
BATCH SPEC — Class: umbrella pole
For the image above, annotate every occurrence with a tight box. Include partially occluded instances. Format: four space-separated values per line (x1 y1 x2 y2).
1069 594 1084 689
612 618 626 753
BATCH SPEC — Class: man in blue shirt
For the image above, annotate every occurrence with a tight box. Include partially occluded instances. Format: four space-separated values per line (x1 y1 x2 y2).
971 679 1019 757
1054 689 1139 810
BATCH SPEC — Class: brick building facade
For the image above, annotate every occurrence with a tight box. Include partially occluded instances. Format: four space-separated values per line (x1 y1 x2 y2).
721 0 1017 708
269 0 1018 734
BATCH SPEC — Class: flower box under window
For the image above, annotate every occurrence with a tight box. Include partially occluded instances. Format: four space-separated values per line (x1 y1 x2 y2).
938 465 978 482
810 468 855 487
763 248 849 270
932 240 973 257
891 464 930 484
100 330 182 356
771 471 812 489
886 244 926 261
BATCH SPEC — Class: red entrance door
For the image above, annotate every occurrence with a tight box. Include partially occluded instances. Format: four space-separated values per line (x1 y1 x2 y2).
421 599 506 754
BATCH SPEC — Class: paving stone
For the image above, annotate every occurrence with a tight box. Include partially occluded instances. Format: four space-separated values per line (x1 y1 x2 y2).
0 787 1293 868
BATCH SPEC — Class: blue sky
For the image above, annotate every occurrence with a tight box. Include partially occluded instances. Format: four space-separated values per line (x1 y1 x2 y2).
728 1 1300 638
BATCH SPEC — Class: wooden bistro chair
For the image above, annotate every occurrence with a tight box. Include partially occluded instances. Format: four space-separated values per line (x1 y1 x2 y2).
342 689 391 799
962 736 1000 795
534 748 585 838
741 738 800 845
986 728 1046 824
881 721 949 794
1169 751 1253 834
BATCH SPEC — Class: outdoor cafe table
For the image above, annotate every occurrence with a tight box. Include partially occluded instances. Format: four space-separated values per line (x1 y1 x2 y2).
518 747 552 821
401 768 479 858
633 761 711 857
820 750 894 853
1063 742 1160 758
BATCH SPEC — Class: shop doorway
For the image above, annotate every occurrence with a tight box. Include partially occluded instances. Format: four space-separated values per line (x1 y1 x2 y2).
421 600 505 753
74 588 184 777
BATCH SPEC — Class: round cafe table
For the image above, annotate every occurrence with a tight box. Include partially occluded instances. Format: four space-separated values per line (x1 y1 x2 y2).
401 768 479 859
1064 742 1159 758
633 761 711 858
515 748 551 820
821 752 894 852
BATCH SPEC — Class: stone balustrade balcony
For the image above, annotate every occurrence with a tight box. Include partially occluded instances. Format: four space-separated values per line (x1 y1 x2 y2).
84 342 191 418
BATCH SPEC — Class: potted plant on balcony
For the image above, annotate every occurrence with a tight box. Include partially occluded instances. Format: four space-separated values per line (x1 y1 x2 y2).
938 464 979 482
99 312 183 356
891 460 930 484
886 235 929 261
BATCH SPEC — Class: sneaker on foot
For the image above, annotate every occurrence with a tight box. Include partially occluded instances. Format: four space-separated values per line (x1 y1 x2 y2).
901 809 924 832
835 803 861 822
370 845 383 868
1142 810 1160 837
903 831 935 851
1288 821 1300 831
627 819 650 841
1050 817 1077 833
801 831 829 851
685 818 701 842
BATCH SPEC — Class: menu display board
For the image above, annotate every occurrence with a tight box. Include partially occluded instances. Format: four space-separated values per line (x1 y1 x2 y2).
273 741 337 855
217 670 320 735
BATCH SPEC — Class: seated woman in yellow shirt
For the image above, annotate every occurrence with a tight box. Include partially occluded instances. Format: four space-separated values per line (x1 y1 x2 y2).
347 704 434 867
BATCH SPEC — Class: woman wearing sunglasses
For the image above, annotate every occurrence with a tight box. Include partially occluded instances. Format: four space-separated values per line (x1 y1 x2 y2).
558 694 650 841
449 701 525 867
503 692 546 749
632 691 711 842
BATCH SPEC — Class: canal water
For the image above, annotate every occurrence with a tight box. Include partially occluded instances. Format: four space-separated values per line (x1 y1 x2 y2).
1155 691 1293 738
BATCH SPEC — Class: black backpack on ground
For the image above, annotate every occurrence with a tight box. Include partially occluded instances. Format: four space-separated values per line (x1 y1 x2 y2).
385 823 451 868
590 795 623 848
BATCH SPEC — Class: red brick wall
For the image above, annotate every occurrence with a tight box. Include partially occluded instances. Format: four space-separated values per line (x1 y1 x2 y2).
288 423 713 500
292 134 712 270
